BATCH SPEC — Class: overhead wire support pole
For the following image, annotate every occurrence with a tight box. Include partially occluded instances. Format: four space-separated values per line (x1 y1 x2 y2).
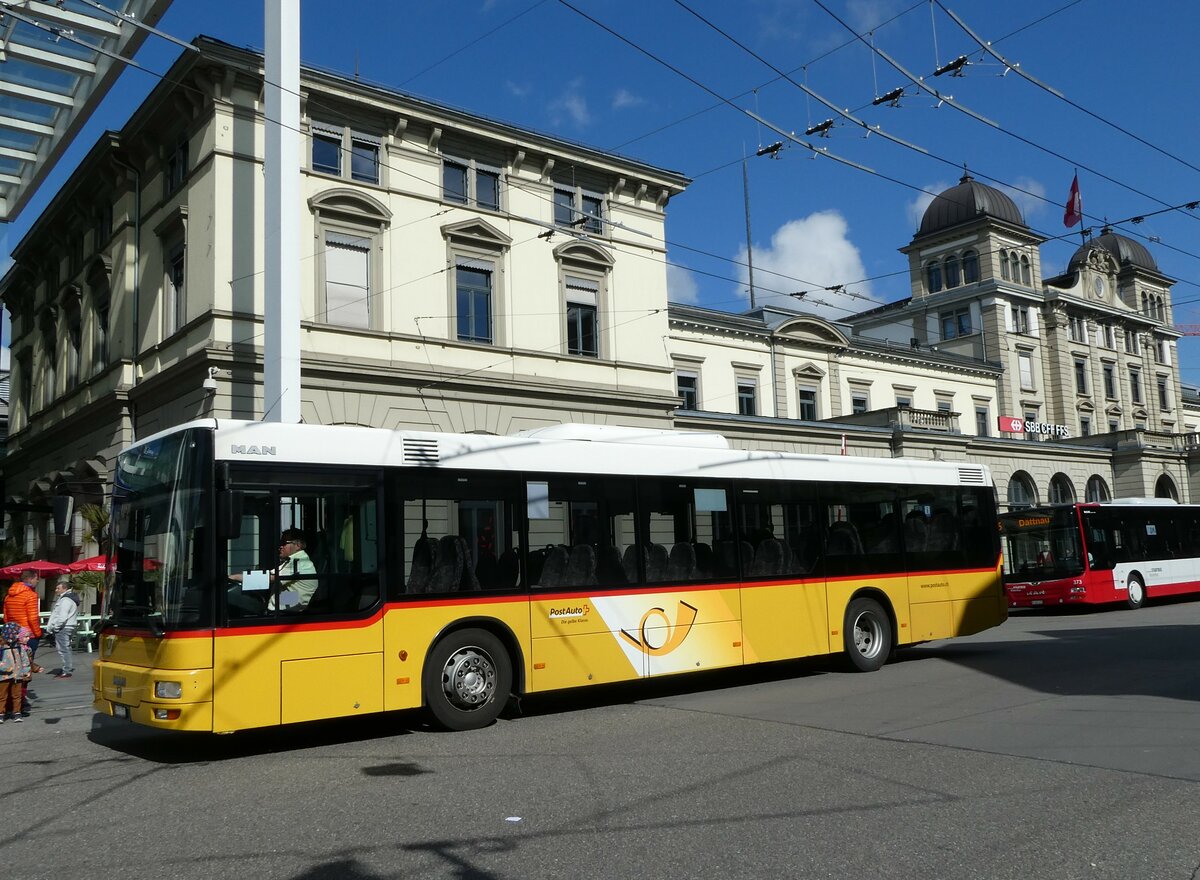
743 151 755 309
263 0 302 423
69 0 200 53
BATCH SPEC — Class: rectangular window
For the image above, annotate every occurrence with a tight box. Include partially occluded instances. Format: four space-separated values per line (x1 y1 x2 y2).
1080 416 1091 437
95 297 110 371
1018 351 1034 390
1155 339 1167 365
17 352 32 422
895 395 912 408
1103 364 1116 399
797 387 818 420
580 193 603 233
737 379 757 416
94 204 112 250
311 123 342 176
1130 369 1142 404
1074 359 1088 394
456 263 493 344
940 308 971 340
525 475 636 589
1103 325 1115 349
1158 378 1170 410
477 168 500 211
676 372 698 410
554 184 604 231
1125 330 1140 355
324 232 371 329
936 399 952 414
443 159 469 204
1024 410 1038 441
553 187 575 226
167 245 186 333
350 135 380 184
1012 306 1030 334
975 406 989 437
565 275 598 357
851 393 868 415
165 138 188 196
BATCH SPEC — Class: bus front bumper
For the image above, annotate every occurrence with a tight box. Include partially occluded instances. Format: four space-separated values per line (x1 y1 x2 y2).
1005 581 1087 608
93 661 214 732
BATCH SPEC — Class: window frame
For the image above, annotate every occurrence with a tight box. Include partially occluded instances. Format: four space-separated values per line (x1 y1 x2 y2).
553 182 605 233
736 377 758 416
676 371 699 410
310 121 382 186
442 153 502 212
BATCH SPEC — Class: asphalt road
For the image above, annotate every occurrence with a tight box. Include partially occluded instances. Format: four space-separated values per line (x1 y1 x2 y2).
6 601 1200 880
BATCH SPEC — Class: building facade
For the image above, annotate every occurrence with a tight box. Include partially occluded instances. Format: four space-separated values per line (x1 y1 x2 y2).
3 39 1198 573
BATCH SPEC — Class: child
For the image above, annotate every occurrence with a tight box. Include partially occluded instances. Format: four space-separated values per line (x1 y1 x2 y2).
0 622 32 723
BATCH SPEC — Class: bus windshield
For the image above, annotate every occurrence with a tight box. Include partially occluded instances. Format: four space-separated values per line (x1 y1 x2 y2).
105 427 213 631
1000 508 1085 583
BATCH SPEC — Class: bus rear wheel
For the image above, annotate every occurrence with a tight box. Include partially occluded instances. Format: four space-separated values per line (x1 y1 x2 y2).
844 597 892 672
1125 576 1146 610
424 628 512 731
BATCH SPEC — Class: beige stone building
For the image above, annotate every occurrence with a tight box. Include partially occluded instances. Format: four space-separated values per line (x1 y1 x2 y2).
2 39 1197 568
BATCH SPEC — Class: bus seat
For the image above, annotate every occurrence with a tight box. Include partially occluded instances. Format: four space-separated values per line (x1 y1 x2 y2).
827 522 863 556
751 538 784 575
407 536 437 593
903 514 927 553
596 544 626 585
693 542 714 578
457 538 481 591
565 544 598 587
621 544 644 584
714 541 738 578
474 551 499 589
646 544 669 581
496 547 521 588
538 545 570 588
668 542 696 581
429 535 465 592
927 511 958 551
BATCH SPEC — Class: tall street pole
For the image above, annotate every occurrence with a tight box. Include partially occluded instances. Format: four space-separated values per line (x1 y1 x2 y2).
263 0 301 422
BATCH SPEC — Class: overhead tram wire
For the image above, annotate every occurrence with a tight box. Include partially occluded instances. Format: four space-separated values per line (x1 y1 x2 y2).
936 2 1200 179
398 0 549 87
808 0 1200 224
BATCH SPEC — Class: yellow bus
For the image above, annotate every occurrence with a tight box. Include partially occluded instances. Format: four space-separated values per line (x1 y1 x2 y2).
94 420 1006 732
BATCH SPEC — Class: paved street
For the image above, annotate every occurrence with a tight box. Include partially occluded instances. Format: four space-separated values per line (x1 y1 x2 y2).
6 602 1200 880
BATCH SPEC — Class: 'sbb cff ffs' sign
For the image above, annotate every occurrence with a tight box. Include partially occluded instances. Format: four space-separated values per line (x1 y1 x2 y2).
998 415 1070 439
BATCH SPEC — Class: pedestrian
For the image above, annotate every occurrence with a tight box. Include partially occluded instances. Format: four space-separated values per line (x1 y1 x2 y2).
0 622 32 723
44 579 80 679
3 570 44 677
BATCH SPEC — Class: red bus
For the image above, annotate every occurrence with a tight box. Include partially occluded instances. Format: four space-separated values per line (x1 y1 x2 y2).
1000 499 1200 609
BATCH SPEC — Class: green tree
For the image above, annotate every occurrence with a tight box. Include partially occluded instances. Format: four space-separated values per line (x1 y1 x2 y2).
79 503 111 556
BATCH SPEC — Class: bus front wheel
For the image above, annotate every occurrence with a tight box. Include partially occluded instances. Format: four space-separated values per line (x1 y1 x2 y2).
424 628 512 731
844 597 892 672
1125 576 1146 610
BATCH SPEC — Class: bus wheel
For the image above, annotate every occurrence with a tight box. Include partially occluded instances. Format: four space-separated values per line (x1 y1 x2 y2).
424 628 512 731
1125 576 1146 610
844 598 892 672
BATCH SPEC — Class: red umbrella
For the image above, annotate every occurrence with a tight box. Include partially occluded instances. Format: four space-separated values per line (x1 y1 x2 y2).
67 554 112 573
0 560 71 578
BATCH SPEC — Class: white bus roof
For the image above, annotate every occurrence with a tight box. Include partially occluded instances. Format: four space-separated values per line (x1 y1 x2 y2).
127 419 992 488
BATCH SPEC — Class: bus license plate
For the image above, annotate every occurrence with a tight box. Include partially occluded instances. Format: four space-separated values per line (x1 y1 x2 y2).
113 704 130 720
1031 600 1043 605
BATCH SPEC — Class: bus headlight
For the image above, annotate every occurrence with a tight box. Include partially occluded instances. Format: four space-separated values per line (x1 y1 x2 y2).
155 681 182 699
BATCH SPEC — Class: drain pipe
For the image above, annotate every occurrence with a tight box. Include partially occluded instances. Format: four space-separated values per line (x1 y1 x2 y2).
111 153 141 439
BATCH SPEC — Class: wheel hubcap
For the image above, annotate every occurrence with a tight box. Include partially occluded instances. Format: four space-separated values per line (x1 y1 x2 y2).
853 612 883 659
1130 581 1143 603
441 647 497 710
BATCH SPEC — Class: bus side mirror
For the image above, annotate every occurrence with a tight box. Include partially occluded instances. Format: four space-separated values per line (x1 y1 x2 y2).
217 489 244 539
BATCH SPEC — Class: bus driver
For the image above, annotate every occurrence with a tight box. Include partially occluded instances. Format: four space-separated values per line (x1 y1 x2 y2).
228 529 319 613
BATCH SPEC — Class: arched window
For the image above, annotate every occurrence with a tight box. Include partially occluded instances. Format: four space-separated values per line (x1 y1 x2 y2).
1048 473 1076 505
1085 475 1110 503
1141 292 1148 315
1155 474 1179 501
1157 296 1165 320
944 254 961 288
926 260 942 294
1007 471 1037 510
962 249 979 283
1000 250 1010 281
1020 255 1031 285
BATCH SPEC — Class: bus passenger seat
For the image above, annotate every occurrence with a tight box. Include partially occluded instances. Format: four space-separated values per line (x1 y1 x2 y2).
693 542 714 578
596 544 626 585
537 545 570 588
903 513 927 552
668 542 696 581
751 538 784 575
565 544 598 587
621 544 645 584
714 541 738 577
407 536 437 593
827 522 863 556
458 538 481 591
496 548 521 588
646 544 669 581
429 535 465 592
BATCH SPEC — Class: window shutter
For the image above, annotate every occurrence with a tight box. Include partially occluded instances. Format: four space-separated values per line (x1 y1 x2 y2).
565 275 598 306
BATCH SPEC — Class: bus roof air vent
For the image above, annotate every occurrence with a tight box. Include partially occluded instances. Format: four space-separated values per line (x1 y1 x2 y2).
403 437 439 466
957 466 986 484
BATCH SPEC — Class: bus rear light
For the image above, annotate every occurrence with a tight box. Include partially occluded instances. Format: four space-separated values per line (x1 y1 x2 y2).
153 709 181 720
155 681 182 699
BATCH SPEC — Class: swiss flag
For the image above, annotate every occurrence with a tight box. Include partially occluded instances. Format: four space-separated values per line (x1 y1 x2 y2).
1064 174 1082 227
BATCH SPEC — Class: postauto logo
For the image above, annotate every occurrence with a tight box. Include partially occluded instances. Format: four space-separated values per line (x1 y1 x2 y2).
618 600 699 656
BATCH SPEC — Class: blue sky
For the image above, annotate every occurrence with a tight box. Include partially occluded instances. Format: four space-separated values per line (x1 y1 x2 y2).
4 0 1199 383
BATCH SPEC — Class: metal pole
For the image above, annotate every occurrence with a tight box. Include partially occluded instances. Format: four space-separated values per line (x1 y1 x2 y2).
742 155 755 309
264 0 301 422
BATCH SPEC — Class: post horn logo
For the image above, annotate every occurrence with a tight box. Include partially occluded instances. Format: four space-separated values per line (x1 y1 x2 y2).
618 600 699 656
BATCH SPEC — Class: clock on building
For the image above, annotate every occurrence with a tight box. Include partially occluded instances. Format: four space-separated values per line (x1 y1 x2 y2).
1093 275 1107 299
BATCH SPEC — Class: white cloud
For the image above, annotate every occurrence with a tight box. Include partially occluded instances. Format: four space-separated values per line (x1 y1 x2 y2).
548 78 590 128
505 80 531 99
846 0 906 34
667 262 700 304
998 176 1047 222
906 181 952 230
734 211 877 319
612 88 645 110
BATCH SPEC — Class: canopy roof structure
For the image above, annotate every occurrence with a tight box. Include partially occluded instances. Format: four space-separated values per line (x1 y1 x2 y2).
0 0 175 222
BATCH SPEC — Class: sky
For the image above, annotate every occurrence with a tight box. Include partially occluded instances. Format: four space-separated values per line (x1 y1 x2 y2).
3 0 1199 384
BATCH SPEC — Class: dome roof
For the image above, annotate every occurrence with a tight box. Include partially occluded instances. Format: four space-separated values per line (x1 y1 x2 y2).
1068 227 1159 273
918 173 1025 236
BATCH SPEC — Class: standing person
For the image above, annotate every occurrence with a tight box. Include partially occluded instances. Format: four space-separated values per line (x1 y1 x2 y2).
3 570 43 676
0 622 32 723
43 579 80 679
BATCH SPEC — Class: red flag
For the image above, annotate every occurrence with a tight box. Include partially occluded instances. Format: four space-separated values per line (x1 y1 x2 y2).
1064 174 1082 227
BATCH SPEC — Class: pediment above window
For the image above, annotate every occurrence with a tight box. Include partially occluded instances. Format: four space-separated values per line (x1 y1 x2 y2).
441 217 512 247
309 187 392 225
1105 403 1123 416
552 239 614 267
791 361 827 379
1076 399 1095 413
773 315 849 346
